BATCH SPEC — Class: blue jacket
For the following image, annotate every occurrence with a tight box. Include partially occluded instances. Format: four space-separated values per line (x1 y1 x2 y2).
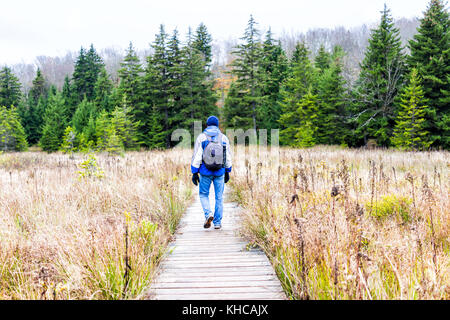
191 126 232 176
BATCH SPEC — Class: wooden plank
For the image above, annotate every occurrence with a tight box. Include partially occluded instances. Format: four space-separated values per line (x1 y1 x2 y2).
151 293 285 300
146 190 286 300
155 275 279 283
152 280 283 289
154 270 277 277
150 286 284 295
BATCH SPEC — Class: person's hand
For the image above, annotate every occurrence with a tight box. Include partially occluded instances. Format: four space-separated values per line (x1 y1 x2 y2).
192 173 200 186
224 171 230 183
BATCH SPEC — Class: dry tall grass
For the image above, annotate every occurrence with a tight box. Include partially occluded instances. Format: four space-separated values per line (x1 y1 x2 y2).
229 145 449 300
0 149 192 299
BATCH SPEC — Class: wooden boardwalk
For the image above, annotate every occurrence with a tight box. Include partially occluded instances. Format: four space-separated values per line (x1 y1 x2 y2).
146 189 286 300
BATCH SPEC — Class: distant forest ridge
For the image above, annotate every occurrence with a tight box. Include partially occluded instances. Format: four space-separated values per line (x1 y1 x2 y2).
5 17 420 92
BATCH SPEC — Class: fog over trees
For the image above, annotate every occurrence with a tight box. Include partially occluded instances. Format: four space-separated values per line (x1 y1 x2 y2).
6 17 420 92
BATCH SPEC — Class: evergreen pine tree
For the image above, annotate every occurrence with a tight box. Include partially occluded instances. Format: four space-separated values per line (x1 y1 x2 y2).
278 42 317 145
259 29 289 132
72 45 105 103
40 91 67 152
352 4 406 147
180 27 218 139
391 68 432 150
62 75 77 119
60 126 78 155
110 96 141 150
22 69 49 145
193 23 213 70
294 88 320 147
118 42 144 111
316 45 349 145
0 105 28 151
94 67 113 112
314 45 332 73
0 66 22 108
407 0 449 148
72 98 97 135
167 28 185 134
143 25 171 147
224 15 263 130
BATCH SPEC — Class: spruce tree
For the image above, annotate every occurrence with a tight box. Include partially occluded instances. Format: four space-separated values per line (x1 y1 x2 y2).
40 91 67 152
278 42 317 145
72 45 105 103
314 45 332 73
391 68 432 150
0 66 22 108
193 23 213 70
0 105 28 151
223 81 252 128
180 27 218 139
22 69 48 145
118 42 144 111
258 29 288 132
351 4 406 147
62 75 77 119
110 97 141 150
29 69 48 104
294 88 320 147
72 98 97 135
143 25 171 148
316 46 349 145
167 29 185 134
224 15 263 131
407 0 449 148
94 67 113 112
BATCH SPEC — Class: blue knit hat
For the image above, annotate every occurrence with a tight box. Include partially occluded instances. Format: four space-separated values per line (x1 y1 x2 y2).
206 115 219 127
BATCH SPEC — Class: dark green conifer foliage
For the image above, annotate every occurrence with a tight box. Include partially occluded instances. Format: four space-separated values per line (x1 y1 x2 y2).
72 45 105 103
392 68 432 150
143 25 171 148
62 75 77 119
167 29 185 133
0 105 28 151
118 42 145 139
94 67 113 113
352 4 406 147
258 29 289 132
295 89 320 147
407 0 449 148
118 42 144 110
224 15 264 131
314 45 332 73
72 98 97 135
223 81 252 128
21 69 48 144
40 91 67 152
279 42 317 145
193 23 213 69
316 46 349 145
180 28 218 138
0 66 22 108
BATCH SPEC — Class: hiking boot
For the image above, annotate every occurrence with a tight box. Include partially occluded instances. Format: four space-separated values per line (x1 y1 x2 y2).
203 215 214 228
214 224 222 230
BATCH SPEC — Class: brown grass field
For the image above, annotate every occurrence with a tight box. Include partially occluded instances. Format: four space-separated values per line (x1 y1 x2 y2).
229 146 449 300
0 150 192 299
0 146 448 300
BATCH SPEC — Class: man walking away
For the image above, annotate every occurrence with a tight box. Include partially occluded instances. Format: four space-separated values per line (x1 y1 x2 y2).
191 116 232 230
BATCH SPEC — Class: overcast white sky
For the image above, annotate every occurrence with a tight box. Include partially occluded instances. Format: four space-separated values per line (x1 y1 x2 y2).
0 0 431 65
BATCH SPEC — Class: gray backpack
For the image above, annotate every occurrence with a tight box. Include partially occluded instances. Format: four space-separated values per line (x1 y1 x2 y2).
202 133 225 171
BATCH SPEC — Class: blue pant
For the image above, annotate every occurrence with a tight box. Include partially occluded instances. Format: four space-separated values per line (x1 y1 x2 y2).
199 174 224 226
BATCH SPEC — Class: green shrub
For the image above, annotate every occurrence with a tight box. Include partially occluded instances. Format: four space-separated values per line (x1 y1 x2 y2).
366 194 412 223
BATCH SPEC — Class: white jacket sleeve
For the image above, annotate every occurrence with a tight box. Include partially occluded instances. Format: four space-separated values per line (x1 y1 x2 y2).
191 134 204 170
223 135 232 171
